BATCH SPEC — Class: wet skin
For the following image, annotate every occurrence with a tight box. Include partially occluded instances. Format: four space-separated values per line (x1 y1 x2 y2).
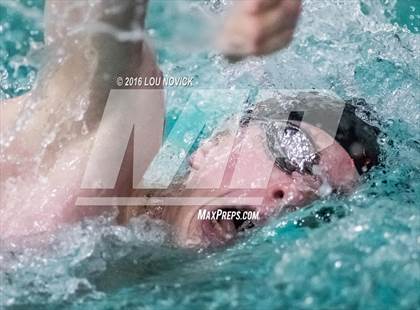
161 122 359 247
0 0 305 244
0 107 359 246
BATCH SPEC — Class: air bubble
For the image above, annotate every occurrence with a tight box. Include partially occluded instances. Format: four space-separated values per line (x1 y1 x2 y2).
81 122 89 135
183 132 195 144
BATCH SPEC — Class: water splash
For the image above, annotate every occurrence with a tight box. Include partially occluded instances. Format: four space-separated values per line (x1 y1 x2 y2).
0 0 419 308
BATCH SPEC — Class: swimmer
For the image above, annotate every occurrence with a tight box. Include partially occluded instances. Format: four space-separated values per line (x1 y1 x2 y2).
0 0 379 247
119 92 381 247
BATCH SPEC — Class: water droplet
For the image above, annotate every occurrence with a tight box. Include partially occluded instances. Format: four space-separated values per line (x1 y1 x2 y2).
81 122 89 135
183 132 195 144
178 149 186 159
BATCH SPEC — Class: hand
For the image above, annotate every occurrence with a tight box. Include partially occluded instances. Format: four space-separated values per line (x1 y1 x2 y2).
218 0 302 60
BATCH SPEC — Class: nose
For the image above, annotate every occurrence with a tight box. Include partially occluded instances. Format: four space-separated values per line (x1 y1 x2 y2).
264 181 291 206
258 169 319 216
268 186 285 200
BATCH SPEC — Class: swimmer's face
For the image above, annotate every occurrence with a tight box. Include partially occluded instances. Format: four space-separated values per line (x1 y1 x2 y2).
164 122 359 247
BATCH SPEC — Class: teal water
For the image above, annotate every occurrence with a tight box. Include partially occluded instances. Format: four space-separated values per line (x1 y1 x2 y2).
1 0 419 309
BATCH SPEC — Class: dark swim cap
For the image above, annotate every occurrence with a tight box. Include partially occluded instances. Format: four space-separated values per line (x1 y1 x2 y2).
241 91 381 174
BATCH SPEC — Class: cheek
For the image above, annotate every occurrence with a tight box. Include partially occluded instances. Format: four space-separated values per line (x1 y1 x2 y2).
186 146 232 189
228 142 274 189
187 130 273 189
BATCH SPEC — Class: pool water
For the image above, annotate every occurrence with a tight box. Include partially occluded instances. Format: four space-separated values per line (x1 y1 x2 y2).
1 0 419 309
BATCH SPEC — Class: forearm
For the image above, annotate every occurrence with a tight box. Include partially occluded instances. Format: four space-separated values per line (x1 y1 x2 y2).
45 0 147 69
45 0 147 41
6 0 159 157
42 0 153 125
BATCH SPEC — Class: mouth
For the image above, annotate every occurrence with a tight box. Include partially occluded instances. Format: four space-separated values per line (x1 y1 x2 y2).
200 206 259 246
